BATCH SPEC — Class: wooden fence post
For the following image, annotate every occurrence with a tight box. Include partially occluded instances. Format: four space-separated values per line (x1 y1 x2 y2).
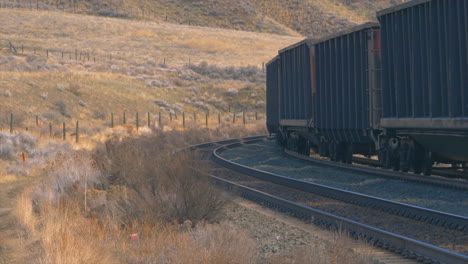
218 113 221 125
205 112 208 127
193 112 196 123
9 113 13 134
169 112 172 122
63 122 66 140
243 112 246 125
233 113 236 124
36 115 39 126
123 111 126 124
182 112 185 128
111 113 114 128
159 112 162 128
147 112 150 127
136 112 139 131
75 121 79 143
49 123 52 137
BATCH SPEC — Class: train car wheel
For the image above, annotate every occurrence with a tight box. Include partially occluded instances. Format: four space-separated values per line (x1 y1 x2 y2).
378 149 389 168
304 140 311 156
422 152 433 176
344 144 353 164
319 140 329 157
399 142 410 172
330 143 337 162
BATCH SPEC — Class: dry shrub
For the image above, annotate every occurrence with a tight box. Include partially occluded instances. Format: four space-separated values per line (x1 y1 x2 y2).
0 131 38 159
94 129 228 224
12 127 269 263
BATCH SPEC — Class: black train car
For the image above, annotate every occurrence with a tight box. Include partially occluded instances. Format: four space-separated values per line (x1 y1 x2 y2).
377 0 468 174
271 24 382 161
266 56 280 135
313 23 382 162
276 39 315 155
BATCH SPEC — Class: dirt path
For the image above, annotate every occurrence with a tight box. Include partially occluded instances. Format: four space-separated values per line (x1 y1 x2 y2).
0 164 42 264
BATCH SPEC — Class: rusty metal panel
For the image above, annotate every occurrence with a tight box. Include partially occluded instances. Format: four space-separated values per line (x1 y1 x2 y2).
378 0 468 124
278 41 313 121
266 56 280 134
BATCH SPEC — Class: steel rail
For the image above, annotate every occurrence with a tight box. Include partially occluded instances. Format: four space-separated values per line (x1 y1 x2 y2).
351 156 468 180
286 150 468 191
186 136 467 263
212 142 468 232
189 135 268 151
208 174 468 264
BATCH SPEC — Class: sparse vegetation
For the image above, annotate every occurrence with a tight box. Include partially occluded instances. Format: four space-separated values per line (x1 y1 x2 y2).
4 124 373 263
0 0 408 37
0 0 402 262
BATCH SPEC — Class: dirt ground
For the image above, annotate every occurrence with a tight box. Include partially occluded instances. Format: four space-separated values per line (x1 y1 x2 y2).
0 161 42 264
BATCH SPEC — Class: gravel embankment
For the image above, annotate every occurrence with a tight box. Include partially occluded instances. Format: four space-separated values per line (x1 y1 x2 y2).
219 140 468 217
214 141 468 255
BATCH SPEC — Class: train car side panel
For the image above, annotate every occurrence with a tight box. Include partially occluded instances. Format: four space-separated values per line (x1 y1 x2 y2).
279 41 313 122
266 56 280 134
314 25 380 144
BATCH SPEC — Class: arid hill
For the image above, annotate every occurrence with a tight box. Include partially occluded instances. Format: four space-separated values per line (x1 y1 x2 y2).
2 0 407 37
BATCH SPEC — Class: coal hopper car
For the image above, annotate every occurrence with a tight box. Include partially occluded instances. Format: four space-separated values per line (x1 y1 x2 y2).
376 0 468 174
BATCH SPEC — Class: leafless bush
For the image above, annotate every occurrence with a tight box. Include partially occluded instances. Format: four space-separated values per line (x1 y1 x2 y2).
0 131 38 159
93 130 227 224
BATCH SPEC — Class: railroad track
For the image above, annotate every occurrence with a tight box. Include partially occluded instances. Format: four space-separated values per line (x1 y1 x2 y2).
192 136 468 264
349 156 468 180
286 150 468 191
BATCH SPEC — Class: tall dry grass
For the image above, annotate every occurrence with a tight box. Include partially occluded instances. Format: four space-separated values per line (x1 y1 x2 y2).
12 126 266 263
10 124 373 263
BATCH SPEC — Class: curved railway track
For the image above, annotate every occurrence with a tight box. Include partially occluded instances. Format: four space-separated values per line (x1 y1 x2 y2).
191 136 468 264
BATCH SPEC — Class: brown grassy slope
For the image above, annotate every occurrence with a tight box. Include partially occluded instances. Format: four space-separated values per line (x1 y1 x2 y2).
250 0 407 37
0 10 301 129
2 0 408 37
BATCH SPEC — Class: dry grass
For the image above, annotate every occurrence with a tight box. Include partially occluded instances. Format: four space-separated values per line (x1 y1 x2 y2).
0 9 300 67
11 126 268 263
0 9 294 131
3 124 375 263
266 230 374 264
0 0 407 38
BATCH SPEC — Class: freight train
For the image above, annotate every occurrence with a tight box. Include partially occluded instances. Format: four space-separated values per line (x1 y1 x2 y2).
266 0 467 175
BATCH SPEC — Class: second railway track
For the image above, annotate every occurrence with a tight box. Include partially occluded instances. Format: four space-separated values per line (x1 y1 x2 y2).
192 136 468 264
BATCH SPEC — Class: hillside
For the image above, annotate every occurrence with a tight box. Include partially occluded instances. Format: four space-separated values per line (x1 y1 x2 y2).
2 0 408 38
0 9 301 132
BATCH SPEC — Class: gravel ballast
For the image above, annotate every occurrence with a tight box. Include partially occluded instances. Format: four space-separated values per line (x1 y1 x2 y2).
219 140 468 217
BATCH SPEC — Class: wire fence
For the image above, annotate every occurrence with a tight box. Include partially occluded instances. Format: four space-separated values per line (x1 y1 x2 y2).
3 110 265 142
